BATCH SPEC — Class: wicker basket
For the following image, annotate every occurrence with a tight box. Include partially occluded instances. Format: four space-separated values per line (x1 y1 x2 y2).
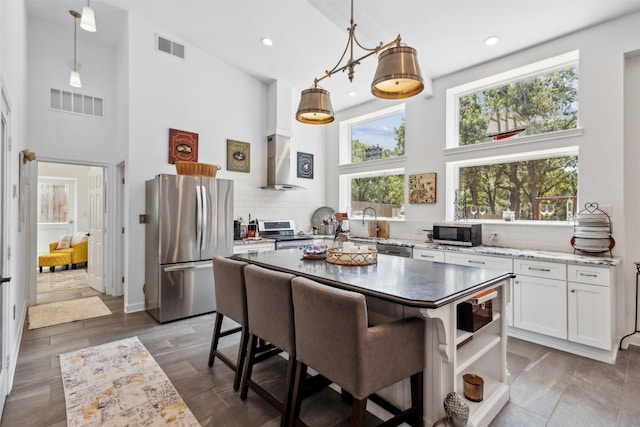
325 247 378 266
175 161 221 177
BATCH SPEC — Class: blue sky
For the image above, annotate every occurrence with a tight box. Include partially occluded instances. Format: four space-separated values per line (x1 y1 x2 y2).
351 112 404 149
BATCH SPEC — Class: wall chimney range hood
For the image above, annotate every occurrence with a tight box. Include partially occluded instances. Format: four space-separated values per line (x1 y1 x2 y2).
260 134 304 191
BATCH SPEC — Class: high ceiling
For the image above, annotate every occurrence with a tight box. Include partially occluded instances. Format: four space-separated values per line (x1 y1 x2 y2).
26 0 640 112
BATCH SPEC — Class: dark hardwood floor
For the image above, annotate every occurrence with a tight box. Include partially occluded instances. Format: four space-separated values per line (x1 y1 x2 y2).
2 287 640 426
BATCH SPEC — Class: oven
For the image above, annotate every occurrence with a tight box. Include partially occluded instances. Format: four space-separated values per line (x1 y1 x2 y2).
258 220 315 250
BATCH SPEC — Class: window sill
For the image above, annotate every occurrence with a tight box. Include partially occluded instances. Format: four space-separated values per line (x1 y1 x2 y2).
457 219 574 227
444 128 584 156
338 156 406 173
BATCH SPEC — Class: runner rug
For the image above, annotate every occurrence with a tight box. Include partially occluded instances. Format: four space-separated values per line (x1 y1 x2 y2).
59 336 200 427
28 296 111 329
37 269 89 293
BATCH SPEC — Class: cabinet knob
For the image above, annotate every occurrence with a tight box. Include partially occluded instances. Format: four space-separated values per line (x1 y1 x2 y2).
570 289 576 293
514 280 520 284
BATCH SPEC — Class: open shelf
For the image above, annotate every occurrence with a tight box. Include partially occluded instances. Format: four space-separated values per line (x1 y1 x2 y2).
456 312 501 345
456 333 501 374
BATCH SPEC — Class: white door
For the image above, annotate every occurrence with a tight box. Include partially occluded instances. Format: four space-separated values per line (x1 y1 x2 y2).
87 167 104 293
0 90 11 415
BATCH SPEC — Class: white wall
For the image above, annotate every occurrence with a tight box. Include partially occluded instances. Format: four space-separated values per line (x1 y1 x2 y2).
27 17 119 164
124 15 326 312
327 12 640 342
0 0 29 394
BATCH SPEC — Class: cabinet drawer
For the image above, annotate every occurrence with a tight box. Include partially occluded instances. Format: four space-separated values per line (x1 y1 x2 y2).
233 243 275 254
445 253 513 271
413 248 445 263
568 264 610 287
514 259 566 281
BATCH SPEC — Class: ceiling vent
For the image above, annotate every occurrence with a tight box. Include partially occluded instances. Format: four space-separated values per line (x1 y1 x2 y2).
156 35 185 59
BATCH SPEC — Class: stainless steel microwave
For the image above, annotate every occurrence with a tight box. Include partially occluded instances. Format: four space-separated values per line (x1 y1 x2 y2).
432 222 482 246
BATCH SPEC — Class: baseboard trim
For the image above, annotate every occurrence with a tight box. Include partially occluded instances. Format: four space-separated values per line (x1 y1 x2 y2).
124 301 145 313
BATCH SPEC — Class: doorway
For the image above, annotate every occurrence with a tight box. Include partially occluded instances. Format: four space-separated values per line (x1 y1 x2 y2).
36 162 106 304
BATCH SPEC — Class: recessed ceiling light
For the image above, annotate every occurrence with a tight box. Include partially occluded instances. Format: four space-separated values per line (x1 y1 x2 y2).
347 91 357 97
261 37 273 47
484 36 499 46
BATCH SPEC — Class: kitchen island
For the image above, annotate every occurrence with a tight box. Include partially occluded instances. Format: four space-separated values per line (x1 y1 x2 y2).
232 248 513 427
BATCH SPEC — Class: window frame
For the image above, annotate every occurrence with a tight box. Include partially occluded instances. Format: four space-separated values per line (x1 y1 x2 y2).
445 51 583 224
338 104 407 220
445 50 581 151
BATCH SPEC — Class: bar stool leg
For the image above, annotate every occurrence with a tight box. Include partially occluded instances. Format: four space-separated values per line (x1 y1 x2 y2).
208 312 224 367
240 334 258 401
233 327 249 391
352 398 367 427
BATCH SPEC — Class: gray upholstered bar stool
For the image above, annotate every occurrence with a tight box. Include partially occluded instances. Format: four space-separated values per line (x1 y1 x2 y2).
208 256 249 391
240 264 298 427
290 277 425 427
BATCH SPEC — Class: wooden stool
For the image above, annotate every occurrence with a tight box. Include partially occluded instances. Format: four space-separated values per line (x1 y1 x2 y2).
290 277 425 427
38 252 71 273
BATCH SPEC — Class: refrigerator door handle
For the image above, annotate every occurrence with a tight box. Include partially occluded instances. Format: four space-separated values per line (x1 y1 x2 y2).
200 183 208 254
195 183 203 252
163 262 211 272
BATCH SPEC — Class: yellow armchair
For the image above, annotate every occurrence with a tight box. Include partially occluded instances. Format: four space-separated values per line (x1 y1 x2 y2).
49 238 88 268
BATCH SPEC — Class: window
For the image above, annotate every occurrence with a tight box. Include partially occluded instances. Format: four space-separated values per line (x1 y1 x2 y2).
456 152 578 221
446 51 581 223
339 105 406 219
50 88 104 118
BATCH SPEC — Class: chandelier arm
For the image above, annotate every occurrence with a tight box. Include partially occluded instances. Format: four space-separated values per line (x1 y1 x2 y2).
311 36 401 87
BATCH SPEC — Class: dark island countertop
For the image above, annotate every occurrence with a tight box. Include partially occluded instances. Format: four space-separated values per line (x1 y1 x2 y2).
231 248 513 309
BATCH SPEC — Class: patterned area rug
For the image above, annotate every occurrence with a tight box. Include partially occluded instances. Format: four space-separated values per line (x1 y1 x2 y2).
28 296 112 329
59 337 200 427
37 269 89 293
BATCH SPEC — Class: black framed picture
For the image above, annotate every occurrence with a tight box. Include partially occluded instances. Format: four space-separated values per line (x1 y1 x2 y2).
297 152 314 179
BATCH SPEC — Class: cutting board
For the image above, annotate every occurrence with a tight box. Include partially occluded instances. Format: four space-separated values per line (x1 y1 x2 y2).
368 220 389 238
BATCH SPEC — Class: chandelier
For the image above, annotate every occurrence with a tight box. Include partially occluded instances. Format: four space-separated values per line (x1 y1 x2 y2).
295 0 424 125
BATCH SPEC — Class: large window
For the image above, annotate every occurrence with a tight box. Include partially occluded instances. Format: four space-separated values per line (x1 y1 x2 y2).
446 51 581 223
339 105 406 219
457 153 578 221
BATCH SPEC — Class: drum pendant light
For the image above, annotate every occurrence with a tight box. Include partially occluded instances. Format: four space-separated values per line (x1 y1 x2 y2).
371 46 424 99
295 0 424 124
296 88 334 125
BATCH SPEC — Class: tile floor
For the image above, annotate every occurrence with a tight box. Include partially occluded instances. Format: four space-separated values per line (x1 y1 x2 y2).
1 289 639 426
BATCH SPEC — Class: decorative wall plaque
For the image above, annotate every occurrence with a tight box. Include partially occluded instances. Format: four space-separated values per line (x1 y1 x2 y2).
227 139 250 173
297 152 314 179
409 172 436 204
168 129 198 164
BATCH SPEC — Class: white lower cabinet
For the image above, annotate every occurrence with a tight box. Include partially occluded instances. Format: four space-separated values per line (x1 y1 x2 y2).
567 265 612 350
513 274 567 339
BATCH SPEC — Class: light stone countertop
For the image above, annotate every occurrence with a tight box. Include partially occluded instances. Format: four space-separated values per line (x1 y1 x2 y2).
346 236 620 267
233 238 276 245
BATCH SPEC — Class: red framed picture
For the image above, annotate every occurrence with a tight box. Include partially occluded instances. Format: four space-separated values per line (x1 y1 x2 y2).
168 128 198 164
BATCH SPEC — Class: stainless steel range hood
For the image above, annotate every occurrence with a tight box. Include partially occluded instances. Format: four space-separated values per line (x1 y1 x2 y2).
260 134 304 191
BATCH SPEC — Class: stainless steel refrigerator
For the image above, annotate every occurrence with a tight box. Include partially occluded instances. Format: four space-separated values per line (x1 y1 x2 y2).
145 174 233 322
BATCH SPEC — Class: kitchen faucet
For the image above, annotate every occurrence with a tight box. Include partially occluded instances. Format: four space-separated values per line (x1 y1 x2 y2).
362 207 379 237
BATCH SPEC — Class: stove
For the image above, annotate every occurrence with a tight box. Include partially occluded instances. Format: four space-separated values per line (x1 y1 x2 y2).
257 220 315 250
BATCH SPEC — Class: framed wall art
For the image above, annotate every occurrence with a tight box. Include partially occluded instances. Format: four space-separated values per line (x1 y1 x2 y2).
168 128 198 164
296 152 314 179
409 172 436 204
227 139 250 173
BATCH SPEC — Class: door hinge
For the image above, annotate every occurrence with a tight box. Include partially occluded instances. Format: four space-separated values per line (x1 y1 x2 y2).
121 276 125 283
122 227 125 234
7 246 11 260
122 177 125 185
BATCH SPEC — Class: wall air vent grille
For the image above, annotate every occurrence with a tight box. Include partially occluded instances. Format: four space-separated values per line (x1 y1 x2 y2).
157 35 185 59
50 88 103 118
